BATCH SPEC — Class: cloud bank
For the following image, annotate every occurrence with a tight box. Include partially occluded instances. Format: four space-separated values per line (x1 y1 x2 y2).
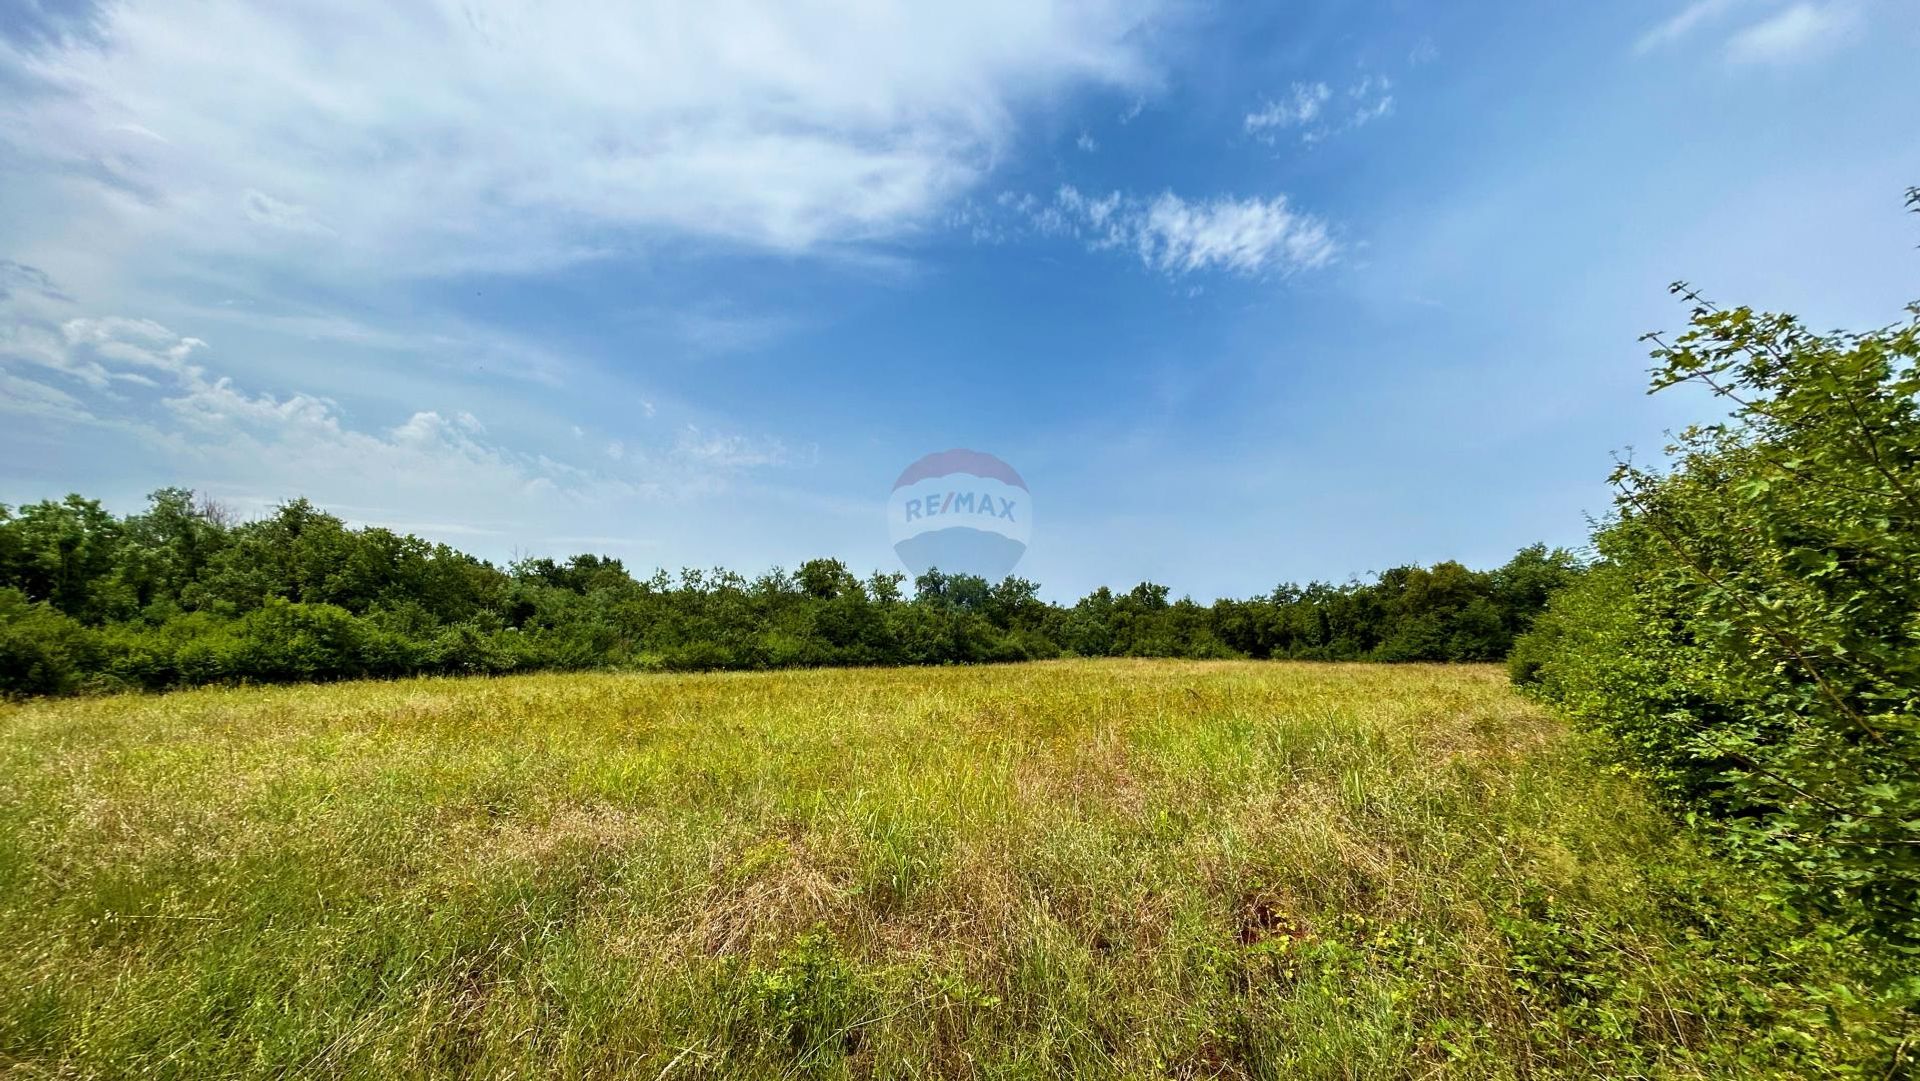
0 0 1165 278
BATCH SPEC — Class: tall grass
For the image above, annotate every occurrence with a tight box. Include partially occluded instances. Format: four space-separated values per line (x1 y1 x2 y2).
0 661 1903 1077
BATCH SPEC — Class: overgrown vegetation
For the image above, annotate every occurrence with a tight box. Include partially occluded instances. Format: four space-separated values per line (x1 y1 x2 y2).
0 488 1578 696
0 661 1906 1077
1514 280 1920 957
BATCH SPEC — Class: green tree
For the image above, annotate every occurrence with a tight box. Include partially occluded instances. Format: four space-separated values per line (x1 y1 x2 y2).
0 495 127 621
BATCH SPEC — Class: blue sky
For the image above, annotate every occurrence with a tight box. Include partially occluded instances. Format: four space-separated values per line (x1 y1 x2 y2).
2 0 1916 600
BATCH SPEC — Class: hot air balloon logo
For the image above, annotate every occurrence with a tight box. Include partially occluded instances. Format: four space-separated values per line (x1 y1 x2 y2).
887 449 1032 582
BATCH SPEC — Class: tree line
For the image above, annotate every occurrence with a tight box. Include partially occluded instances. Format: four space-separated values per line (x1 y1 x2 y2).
0 488 1579 696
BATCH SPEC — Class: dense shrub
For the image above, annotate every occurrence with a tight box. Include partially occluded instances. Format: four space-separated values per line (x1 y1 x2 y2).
1516 285 1920 949
0 588 97 696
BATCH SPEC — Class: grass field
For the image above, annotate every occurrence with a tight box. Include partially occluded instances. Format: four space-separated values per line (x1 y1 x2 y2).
0 660 1902 1078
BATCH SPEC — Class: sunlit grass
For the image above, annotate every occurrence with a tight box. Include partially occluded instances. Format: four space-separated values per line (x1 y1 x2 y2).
0 660 1899 1078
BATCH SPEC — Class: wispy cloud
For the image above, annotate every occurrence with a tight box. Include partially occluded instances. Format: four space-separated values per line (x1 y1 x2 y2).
0 0 1166 280
1244 82 1331 139
0 259 72 302
673 426 798 470
1634 0 1750 54
1342 76 1395 130
678 311 797 356
1245 76 1393 146
1633 0 1859 62
1725 3 1858 63
1130 192 1337 275
241 189 335 237
986 184 1336 277
0 275 203 391
0 367 93 423
0 272 803 541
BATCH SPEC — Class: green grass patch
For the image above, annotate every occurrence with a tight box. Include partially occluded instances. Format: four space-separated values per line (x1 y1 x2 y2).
0 660 1906 1077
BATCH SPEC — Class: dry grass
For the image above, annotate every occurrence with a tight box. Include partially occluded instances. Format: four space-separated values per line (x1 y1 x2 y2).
0 660 1898 1078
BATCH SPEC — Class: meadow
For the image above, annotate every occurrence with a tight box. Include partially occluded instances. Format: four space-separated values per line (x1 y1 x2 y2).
0 660 1902 1078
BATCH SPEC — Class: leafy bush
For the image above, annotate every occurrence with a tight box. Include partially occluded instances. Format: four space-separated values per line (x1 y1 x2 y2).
1517 285 1920 949
738 930 874 1061
0 588 98 696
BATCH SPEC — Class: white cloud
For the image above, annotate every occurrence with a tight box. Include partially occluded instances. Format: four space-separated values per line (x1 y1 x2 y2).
0 289 206 388
1 281 803 545
1725 3 1857 62
1634 0 1750 53
1346 76 1394 126
1076 130 1099 152
149 373 647 529
157 302 575 387
1134 192 1336 275
0 0 1165 278
1055 186 1124 230
660 307 802 356
1246 76 1393 145
0 368 94 423
1244 82 1331 139
673 426 795 469
0 312 88 384
1008 184 1336 277
1633 0 1860 62
63 316 206 377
